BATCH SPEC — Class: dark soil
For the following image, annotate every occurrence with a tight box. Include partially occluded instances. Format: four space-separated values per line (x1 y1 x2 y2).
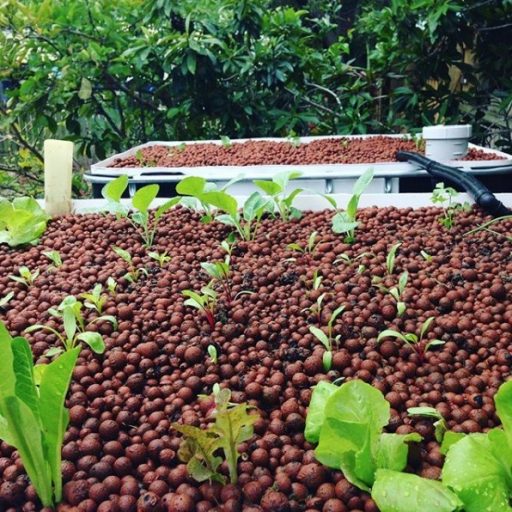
1 204 512 512
108 137 504 168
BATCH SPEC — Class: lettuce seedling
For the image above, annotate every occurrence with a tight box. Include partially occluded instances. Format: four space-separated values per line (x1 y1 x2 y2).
308 305 345 371
9 266 39 288
431 182 471 229
148 250 171 268
0 291 14 310
26 296 116 356
287 231 318 263
407 406 448 443
81 284 107 314
253 170 303 221
102 175 179 247
305 380 422 491
173 387 258 485
0 196 50 247
377 316 444 362
42 250 63 268
113 247 149 283
332 168 374 243
182 286 218 329
0 321 79 508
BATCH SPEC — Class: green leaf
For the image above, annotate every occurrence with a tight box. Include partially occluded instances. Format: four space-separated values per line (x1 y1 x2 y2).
305 380 338 443
376 433 421 472
352 168 374 196
39 347 80 503
132 184 159 214
176 176 206 196
442 432 512 512
200 191 238 218
101 175 128 202
76 332 105 354
372 469 463 512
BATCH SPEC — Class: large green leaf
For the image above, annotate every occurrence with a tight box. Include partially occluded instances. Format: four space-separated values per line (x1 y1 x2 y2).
442 432 512 512
39 347 80 503
372 469 463 512
132 184 159 213
305 380 339 443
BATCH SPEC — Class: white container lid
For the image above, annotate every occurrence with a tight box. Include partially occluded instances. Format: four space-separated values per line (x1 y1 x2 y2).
422 124 472 139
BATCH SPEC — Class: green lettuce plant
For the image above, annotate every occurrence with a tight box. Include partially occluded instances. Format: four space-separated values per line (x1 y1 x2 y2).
253 170 303 221
332 168 374 243
0 197 50 247
102 175 179 247
173 386 258 485
26 296 116 356
0 321 79 508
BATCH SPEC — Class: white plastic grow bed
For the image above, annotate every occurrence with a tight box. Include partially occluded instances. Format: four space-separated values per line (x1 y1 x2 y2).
86 135 512 196
68 193 512 214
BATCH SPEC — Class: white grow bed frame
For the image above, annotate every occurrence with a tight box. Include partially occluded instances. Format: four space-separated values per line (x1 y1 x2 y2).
86 135 512 196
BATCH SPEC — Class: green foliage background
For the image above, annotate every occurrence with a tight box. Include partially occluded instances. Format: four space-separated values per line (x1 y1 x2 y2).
0 0 511 196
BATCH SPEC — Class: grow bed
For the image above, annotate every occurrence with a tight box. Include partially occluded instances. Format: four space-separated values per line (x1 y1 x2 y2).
1 193 512 512
87 136 512 197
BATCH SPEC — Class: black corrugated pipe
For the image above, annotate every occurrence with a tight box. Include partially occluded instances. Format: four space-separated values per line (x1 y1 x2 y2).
396 151 511 218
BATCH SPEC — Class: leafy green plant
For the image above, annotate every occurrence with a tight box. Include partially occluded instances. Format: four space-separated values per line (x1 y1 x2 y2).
308 305 345 371
9 266 39 288
173 386 258 485
431 182 471 229
112 247 148 283
407 406 448 443
148 250 171 268
182 286 218 329
287 231 319 262
0 321 79 508
42 250 63 268
377 317 444 362
207 344 218 364
305 380 422 491
332 168 374 243
81 284 107 314
0 197 50 247
0 291 14 310
253 170 304 221
102 175 179 247
25 296 116 356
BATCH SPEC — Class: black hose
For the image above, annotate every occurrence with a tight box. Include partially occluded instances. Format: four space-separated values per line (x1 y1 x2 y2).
396 151 511 217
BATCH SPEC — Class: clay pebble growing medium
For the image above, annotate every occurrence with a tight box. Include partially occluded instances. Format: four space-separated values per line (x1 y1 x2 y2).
1 204 512 512
108 137 504 168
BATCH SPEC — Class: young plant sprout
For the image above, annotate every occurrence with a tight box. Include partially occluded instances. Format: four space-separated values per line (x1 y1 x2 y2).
386 242 401 275
102 175 179 247
106 276 117 295
407 406 448 443
172 387 258 485
25 296 117 356
377 317 444 362
220 135 232 148
431 182 471 229
42 250 63 268
287 231 318 262
81 284 107 314
309 305 346 371
112 247 148 283
253 170 304 221
0 291 14 309
182 286 218 329
388 271 408 317
201 258 231 299
332 168 374 243
9 265 39 287
207 344 219 364
148 250 171 267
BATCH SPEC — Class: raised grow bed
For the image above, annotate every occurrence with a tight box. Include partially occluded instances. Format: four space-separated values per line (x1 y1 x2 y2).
1 172 512 512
